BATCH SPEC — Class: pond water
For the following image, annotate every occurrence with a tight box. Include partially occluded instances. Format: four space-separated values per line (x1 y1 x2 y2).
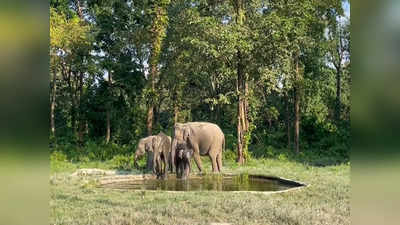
101 174 303 192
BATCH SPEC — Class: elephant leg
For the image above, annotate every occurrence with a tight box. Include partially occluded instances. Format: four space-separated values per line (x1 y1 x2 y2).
189 158 192 173
162 152 168 179
217 152 222 172
192 145 203 172
147 151 154 171
209 152 218 173
175 165 179 178
170 148 176 173
169 158 173 173
158 157 163 177
154 157 160 177
184 162 190 179
176 161 182 178
182 164 186 180
175 160 179 177
152 153 157 175
155 154 161 176
158 162 162 178
179 162 184 178
193 152 203 173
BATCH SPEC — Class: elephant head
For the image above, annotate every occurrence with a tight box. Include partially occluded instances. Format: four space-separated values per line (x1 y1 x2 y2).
152 135 163 153
133 136 154 168
173 123 192 146
176 143 185 159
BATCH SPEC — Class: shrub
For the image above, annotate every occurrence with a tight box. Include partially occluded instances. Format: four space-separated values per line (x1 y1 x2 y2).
111 155 134 170
78 155 90 163
277 153 288 161
223 149 237 162
50 151 67 162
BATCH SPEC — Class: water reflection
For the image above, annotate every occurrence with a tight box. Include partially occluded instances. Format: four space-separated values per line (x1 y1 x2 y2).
102 174 302 192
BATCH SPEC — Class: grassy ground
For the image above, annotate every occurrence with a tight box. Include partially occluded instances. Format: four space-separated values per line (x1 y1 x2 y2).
50 158 350 225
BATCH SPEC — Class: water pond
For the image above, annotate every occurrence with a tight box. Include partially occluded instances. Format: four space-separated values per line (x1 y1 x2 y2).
101 174 304 192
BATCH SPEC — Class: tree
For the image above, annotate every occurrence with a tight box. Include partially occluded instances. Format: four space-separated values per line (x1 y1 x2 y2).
146 0 171 135
49 0 351 165
88 0 147 143
326 12 350 122
50 7 92 143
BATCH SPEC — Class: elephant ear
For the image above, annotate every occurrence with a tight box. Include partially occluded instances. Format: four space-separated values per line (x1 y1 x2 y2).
152 136 160 151
152 137 157 148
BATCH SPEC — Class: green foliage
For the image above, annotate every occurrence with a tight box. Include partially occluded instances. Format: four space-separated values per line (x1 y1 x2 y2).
50 0 350 167
111 154 135 170
50 8 91 51
250 143 348 167
51 141 135 162
50 151 68 162
223 149 237 161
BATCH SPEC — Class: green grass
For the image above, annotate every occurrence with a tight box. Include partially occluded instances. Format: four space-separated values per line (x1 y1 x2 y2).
50 157 350 225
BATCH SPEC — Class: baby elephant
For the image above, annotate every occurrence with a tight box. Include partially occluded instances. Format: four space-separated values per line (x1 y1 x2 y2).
175 143 193 180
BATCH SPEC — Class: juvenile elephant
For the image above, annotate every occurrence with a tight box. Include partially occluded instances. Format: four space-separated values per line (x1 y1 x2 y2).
152 132 172 179
133 133 172 178
134 135 156 170
172 122 225 173
175 143 193 179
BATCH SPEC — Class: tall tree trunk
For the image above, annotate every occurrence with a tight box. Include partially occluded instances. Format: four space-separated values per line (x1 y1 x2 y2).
335 67 341 122
235 0 247 165
172 89 179 125
106 110 111 144
147 1 170 135
74 1 85 144
154 103 159 130
146 64 155 135
78 72 84 144
215 104 219 122
174 107 179 124
85 120 89 135
106 71 112 144
61 64 77 139
50 71 57 138
236 50 245 165
68 73 78 138
236 83 244 164
75 0 84 19
286 94 291 149
294 58 300 153
294 88 300 153
244 82 249 131
173 95 179 125
146 107 153 135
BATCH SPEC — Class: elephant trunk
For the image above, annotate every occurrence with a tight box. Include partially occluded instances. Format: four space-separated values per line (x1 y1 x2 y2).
133 154 140 169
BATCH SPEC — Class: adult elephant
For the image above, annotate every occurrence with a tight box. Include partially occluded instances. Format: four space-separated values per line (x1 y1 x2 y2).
172 122 225 173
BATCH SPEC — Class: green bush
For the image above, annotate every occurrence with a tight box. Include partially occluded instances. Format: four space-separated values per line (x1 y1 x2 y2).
111 154 135 170
223 149 237 162
50 151 68 162
50 140 136 162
